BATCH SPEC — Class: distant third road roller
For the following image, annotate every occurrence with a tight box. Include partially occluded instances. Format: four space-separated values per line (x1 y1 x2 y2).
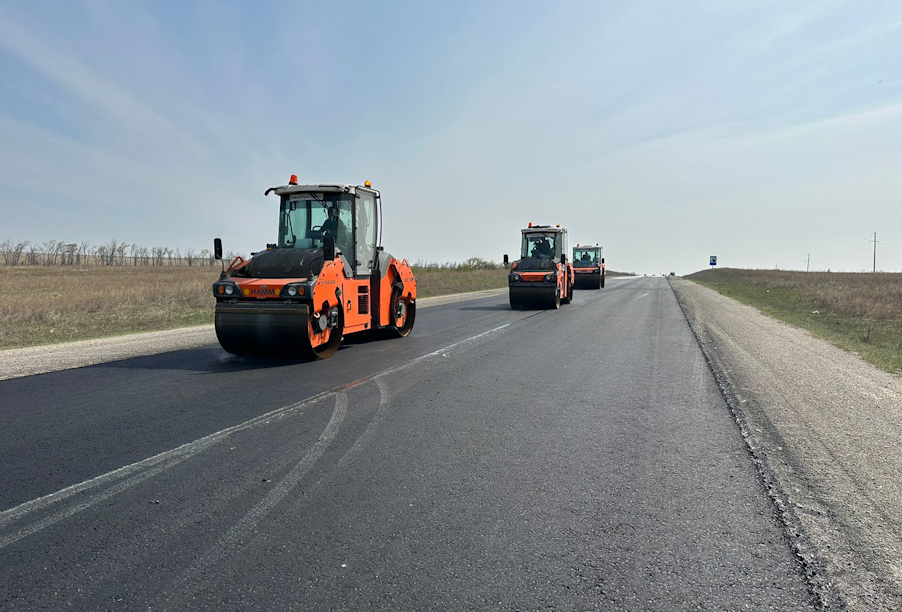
572 243 605 289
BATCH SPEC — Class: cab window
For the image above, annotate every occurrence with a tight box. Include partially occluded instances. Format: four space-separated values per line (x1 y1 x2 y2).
522 233 558 259
355 193 377 275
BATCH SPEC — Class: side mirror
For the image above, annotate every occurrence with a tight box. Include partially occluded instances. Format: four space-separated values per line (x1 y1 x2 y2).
503 254 509 265
323 236 336 261
601 257 605 264
561 254 567 264
213 238 223 260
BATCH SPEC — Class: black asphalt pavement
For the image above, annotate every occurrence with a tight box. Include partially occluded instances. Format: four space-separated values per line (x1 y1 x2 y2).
0 277 815 611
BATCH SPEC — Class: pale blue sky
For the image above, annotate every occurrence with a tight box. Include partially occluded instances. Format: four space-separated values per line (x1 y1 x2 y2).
1 0 900 273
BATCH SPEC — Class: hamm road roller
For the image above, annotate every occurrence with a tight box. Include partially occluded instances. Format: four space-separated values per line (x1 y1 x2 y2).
212 177 416 359
504 223 574 309
572 244 605 289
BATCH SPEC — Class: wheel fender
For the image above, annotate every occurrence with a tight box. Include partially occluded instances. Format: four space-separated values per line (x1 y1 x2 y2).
311 259 344 312
389 258 417 301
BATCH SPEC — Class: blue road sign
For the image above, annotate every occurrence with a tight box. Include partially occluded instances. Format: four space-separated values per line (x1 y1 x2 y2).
710 256 717 266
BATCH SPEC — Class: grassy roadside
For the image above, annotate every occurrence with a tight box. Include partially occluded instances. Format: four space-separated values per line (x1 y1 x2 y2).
685 268 902 374
412 267 506 297
0 266 511 349
0 266 215 349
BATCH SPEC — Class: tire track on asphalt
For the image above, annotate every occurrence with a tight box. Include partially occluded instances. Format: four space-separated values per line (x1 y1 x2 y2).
155 379 398 609
0 320 523 550
154 392 348 611
154 320 538 609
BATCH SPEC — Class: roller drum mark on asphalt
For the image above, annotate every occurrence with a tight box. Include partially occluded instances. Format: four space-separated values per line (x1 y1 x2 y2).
0 277 817 611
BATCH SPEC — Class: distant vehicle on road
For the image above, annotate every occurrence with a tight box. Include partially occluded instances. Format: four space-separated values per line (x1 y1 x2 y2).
504 223 574 309
572 244 605 289
212 177 416 359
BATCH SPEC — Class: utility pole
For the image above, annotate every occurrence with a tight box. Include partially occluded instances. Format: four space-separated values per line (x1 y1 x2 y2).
807 253 810 272
871 232 877 273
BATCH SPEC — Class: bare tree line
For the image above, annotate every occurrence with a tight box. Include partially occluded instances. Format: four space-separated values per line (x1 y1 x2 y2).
0 238 243 267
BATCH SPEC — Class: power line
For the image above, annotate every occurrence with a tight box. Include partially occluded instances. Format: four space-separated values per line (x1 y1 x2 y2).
810 235 872 258
805 232 902 271
809 244 872 264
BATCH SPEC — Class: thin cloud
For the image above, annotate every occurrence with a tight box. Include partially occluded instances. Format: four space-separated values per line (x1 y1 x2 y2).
0 5 211 162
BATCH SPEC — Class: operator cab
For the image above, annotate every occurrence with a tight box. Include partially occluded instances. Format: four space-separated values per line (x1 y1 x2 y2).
520 225 568 269
573 245 603 266
231 182 381 279
520 225 567 261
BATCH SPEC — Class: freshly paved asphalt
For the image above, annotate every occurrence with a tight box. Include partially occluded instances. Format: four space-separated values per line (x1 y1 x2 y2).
0 277 815 611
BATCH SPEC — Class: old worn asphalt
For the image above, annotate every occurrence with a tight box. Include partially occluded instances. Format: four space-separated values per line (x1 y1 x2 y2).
0 277 815 611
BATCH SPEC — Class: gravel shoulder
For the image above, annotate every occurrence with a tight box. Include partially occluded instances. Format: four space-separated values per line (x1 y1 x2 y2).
0 288 507 381
672 278 902 611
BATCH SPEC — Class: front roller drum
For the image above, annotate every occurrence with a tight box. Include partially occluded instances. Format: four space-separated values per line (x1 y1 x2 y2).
509 285 560 310
215 302 343 359
575 275 602 290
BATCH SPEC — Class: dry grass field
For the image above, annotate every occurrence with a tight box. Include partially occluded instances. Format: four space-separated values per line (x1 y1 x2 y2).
686 268 902 374
0 265 511 349
0 266 216 349
411 267 507 297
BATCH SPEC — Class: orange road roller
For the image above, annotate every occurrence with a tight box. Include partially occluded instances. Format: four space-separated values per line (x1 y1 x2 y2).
504 223 574 309
572 244 605 289
212 178 416 359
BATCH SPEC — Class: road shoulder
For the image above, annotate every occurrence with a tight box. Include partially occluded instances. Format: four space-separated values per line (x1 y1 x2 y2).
671 278 902 612
0 288 507 381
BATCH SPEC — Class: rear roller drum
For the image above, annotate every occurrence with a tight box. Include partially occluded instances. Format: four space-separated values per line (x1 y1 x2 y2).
561 283 572 304
390 288 416 337
302 305 343 359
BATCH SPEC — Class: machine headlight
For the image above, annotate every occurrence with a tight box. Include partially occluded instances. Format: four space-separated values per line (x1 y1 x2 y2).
510 274 521 282
280 284 306 298
544 273 555 282
224 285 234 295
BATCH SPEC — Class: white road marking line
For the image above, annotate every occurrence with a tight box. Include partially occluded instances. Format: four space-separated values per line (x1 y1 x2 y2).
155 393 348 610
0 322 513 548
0 447 212 550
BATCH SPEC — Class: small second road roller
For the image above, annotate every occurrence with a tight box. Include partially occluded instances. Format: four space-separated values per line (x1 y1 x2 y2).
504 223 574 309
212 177 416 359
572 243 605 289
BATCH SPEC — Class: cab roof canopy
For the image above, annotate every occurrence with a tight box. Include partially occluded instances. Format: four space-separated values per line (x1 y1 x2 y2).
522 225 566 234
264 183 380 197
